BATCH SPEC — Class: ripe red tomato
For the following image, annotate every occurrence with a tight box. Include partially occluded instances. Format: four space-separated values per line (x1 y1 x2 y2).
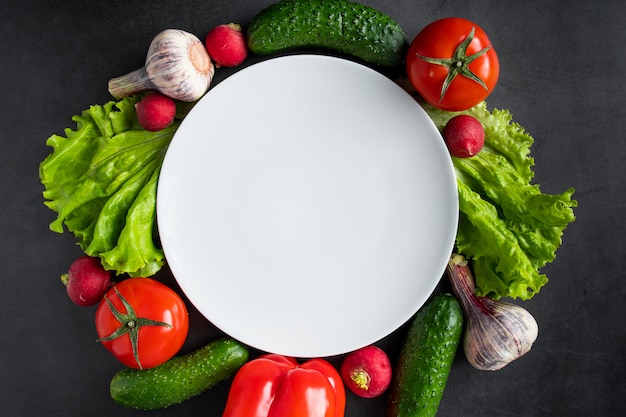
406 17 499 111
95 277 189 369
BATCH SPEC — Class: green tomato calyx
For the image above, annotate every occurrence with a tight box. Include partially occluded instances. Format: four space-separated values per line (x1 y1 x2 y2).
417 27 491 102
97 286 172 369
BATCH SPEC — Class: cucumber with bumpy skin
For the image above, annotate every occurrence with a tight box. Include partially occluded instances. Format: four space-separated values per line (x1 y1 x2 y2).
110 338 248 410
388 294 463 417
247 0 408 67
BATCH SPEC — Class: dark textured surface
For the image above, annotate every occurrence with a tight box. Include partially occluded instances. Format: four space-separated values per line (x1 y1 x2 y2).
1 1 623 416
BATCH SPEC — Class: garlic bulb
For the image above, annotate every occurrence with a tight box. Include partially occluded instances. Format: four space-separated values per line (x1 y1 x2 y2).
447 254 538 371
108 29 215 102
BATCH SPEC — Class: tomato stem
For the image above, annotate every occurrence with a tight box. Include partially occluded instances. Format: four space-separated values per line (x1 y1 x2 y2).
96 286 172 369
416 26 491 102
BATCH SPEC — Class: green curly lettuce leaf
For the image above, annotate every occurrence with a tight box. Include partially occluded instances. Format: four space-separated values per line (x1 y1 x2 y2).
39 95 178 277
424 101 577 300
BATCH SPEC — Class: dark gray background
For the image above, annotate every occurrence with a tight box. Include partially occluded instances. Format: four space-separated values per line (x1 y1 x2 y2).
1 0 623 416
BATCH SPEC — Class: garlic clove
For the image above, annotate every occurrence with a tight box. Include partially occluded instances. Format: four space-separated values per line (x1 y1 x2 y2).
447 254 539 371
109 29 215 102
145 29 215 102
463 298 538 371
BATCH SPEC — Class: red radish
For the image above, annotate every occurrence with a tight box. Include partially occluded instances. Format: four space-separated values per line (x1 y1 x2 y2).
61 256 111 306
204 23 248 67
442 114 485 158
135 92 176 131
340 345 392 398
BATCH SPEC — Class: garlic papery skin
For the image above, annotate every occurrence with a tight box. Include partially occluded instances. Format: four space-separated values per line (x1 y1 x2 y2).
108 29 215 102
447 254 539 371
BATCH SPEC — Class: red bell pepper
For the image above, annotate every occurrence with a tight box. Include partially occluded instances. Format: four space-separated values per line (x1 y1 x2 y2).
222 353 346 417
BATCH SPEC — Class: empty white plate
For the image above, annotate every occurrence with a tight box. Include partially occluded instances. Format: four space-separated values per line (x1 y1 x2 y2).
157 55 458 358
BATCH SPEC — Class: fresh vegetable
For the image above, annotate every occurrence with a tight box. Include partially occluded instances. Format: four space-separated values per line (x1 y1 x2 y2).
222 353 346 417
95 277 189 369
407 17 499 111
422 101 577 300
61 255 111 306
447 254 538 371
135 92 177 131
340 345 392 399
247 0 408 67
40 95 176 277
442 114 485 158
108 29 215 102
204 23 248 67
110 338 248 410
387 294 463 417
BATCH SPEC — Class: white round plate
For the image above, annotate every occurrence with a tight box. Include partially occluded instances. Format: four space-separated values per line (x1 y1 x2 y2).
157 55 458 358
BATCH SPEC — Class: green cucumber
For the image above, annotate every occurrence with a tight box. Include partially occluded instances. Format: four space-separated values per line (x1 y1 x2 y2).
246 0 408 67
388 294 463 417
109 338 249 410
